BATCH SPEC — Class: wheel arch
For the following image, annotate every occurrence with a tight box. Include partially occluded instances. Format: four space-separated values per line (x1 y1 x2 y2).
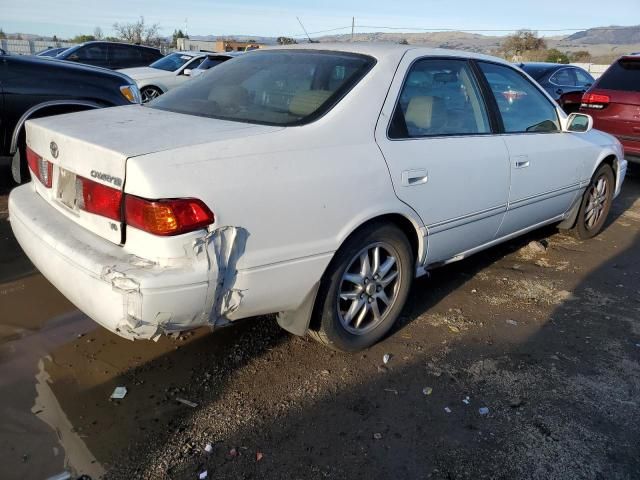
10 100 102 154
140 84 166 93
277 209 426 337
560 152 620 231
339 212 425 267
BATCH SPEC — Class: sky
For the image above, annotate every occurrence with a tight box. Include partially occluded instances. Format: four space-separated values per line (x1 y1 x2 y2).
1 0 639 39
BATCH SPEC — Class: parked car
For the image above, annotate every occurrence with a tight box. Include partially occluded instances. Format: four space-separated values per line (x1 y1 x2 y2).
9 45 627 352
0 50 141 183
36 47 68 57
190 52 241 78
55 41 163 70
120 51 234 102
580 55 640 164
519 62 595 113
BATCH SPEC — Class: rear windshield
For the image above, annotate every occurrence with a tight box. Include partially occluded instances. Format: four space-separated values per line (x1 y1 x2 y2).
597 58 640 92
519 64 553 80
150 53 195 72
149 50 375 126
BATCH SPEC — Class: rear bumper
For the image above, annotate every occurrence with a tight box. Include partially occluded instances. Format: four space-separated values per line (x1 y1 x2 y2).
615 158 628 198
8 184 213 340
624 153 640 165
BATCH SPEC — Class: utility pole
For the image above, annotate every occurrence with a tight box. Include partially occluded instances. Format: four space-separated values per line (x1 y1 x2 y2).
351 17 355 41
297 16 313 43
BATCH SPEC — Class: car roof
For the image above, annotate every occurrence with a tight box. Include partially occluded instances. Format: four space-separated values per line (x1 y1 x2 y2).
76 41 160 51
268 42 512 65
8 53 132 80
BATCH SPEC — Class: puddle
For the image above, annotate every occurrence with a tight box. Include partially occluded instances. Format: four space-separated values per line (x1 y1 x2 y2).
0 304 97 480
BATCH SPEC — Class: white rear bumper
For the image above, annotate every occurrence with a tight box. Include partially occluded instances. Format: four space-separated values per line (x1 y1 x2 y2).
8 184 213 340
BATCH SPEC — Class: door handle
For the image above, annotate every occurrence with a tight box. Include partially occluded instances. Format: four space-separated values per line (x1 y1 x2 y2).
401 169 428 186
514 156 530 169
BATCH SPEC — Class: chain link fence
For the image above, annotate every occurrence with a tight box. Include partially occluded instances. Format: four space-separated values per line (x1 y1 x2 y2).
1 39 77 55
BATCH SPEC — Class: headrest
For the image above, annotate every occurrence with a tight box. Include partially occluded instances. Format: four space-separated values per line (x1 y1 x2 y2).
404 96 446 130
208 85 249 107
289 90 332 117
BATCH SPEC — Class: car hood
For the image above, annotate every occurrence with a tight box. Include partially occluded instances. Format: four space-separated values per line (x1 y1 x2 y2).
118 66 173 80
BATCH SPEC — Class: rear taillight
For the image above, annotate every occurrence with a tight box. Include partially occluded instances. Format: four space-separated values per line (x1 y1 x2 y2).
26 147 53 188
125 195 214 236
581 93 610 109
75 176 123 221
71 177 213 236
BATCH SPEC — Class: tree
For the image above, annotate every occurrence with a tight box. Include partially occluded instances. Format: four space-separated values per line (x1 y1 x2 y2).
0 29 6 40
52 35 58 42
277 36 298 45
571 50 592 62
398 38 409 45
499 30 547 60
113 16 161 45
545 48 570 64
94 27 104 40
71 34 96 43
172 29 188 47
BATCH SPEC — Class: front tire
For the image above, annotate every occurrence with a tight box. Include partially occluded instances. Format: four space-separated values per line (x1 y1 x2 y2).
309 222 413 352
571 163 615 239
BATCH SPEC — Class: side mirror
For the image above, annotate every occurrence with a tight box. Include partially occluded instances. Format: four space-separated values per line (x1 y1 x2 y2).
566 113 593 133
182 68 192 76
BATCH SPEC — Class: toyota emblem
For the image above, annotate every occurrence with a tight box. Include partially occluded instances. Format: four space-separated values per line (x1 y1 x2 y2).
50 141 59 159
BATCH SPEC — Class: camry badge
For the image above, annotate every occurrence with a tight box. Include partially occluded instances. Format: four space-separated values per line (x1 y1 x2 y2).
50 141 59 159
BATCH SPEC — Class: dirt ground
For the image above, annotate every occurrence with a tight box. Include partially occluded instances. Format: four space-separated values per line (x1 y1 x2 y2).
1 167 639 480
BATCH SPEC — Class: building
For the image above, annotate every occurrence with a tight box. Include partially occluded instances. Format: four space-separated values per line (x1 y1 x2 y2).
177 38 265 53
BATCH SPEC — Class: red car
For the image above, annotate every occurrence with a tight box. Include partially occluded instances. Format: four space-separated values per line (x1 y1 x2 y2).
580 55 640 164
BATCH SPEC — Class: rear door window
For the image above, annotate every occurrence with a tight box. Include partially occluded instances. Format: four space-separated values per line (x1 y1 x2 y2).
109 44 143 69
389 58 491 139
550 68 576 87
478 62 560 133
597 58 640 92
574 69 595 88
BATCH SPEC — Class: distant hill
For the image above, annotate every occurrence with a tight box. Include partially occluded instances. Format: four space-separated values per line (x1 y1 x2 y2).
315 25 640 63
566 25 640 44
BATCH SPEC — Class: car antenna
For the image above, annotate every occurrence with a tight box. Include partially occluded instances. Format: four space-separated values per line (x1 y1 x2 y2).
296 16 316 43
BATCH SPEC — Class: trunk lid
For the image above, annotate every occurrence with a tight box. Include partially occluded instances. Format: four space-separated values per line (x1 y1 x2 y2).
25 105 282 244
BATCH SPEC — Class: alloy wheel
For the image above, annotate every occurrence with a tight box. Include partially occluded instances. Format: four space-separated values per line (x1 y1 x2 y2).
337 242 401 335
585 175 609 230
141 87 161 103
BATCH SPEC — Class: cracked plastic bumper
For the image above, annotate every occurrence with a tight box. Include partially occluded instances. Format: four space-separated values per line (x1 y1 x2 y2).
9 184 215 340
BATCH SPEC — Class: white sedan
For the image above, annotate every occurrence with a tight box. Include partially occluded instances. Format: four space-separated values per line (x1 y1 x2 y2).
9 44 627 352
120 51 233 103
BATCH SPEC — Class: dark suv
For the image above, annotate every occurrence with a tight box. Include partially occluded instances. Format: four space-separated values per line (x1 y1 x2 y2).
55 41 163 70
581 55 640 164
0 51 141 182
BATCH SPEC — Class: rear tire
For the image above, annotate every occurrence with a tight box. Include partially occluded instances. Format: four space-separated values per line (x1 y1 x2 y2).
309 222 413 352
571 163 614 240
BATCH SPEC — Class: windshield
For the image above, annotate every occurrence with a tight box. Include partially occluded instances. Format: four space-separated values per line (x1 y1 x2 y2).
149 52 195 72
149 50 375 126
